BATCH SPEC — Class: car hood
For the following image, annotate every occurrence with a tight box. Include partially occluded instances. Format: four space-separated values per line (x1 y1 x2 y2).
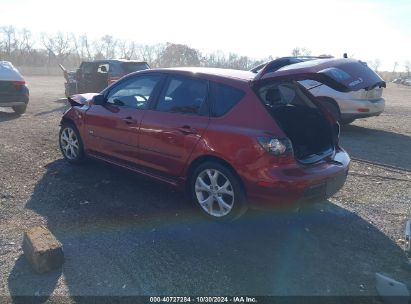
68 93 99 106
253 58 386 92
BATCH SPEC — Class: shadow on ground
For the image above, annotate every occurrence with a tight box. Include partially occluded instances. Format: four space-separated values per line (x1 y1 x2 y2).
7 158 410 299
341 124 411 170
0 110 21 123
34 98 69 117
8 256 62 304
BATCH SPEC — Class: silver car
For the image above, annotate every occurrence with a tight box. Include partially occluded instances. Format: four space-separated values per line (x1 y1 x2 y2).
0 61 29 114
251 57 385 124
300 79 385 124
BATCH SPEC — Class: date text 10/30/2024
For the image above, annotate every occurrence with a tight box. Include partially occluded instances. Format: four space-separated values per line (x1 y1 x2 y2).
149 297 257 303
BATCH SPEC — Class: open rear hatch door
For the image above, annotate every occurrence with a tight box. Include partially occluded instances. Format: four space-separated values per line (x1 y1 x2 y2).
253 58 386 92
252 58 385 165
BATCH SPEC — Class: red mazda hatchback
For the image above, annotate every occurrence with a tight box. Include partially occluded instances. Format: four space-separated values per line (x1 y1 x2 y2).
59 58 385 220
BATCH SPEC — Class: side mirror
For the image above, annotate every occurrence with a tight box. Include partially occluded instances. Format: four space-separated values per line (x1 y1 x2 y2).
92 94 106 105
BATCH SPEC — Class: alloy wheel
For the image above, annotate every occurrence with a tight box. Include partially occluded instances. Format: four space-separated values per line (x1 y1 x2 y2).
195 169 235 217
60 127 80 160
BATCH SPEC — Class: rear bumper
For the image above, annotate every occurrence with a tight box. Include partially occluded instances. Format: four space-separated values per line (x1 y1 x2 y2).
245 148 350 209
0 94 29 107
338 97 385 120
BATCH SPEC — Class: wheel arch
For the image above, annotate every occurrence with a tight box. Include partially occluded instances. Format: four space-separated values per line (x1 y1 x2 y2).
185 155 247 198
60 116 75 126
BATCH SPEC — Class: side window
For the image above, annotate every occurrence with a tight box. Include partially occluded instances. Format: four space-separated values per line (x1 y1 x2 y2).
97 63 109 74
156 76 208 115
106 75 162 109
212 83 245 117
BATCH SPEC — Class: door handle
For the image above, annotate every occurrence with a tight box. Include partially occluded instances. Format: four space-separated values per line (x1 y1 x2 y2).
177 125 198 135
122 117 137 124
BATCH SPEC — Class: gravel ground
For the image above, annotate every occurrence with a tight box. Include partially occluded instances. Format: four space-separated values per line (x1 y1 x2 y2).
0 77 410 300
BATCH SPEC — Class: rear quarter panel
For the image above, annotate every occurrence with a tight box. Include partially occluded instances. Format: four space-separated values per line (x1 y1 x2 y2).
184 85 287 190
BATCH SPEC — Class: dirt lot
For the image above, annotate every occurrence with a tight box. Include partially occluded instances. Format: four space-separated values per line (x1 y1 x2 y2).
0 76 410 300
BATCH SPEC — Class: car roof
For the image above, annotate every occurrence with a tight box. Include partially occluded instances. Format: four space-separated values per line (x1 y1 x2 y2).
149 67 255 82
83 59 148 64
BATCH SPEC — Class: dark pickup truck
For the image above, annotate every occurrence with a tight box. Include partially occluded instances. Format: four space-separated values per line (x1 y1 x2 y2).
60 59 149 97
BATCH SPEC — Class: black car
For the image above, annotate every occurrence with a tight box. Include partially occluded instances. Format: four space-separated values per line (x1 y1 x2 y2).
0 61 29 114
60 59 150 97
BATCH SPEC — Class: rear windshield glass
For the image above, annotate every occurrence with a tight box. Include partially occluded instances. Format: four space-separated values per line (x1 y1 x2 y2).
121 63 149 74
0 61 23 80
258 81 317 109
213 83 245 116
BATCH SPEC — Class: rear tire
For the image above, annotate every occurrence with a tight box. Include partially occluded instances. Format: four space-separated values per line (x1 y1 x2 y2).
190 161 247 221
12 104 27 115
59 122 85 164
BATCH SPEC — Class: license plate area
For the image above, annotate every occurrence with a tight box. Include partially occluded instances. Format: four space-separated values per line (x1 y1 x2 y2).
304 171 348 200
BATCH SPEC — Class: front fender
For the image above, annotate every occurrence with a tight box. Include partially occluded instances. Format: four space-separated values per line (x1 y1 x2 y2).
61 106 87 137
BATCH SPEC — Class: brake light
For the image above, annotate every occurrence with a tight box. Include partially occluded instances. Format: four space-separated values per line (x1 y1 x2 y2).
12 81 25 86
108 77 120 85
257 137 293 156
12 81 25 90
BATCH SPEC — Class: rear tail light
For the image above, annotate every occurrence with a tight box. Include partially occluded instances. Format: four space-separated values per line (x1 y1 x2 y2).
108 77 120 85
257 137 293 156
12 81 25 86
12 81 25 90
357 108 370 112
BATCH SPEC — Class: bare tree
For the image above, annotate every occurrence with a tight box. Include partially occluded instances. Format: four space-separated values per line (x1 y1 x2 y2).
16 29 34 54
392 61 398 73
1 25 17 56
70 33 82 62
137 43 165 66
92 39 104 60
79 35 92 60
101 35 117 59
405 60 410 76
117 40 137 60
369 59 381 72
40 32 73 66
291 47 311 57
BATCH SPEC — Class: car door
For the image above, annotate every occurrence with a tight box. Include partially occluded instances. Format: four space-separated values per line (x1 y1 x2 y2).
138 75 210 177
84 74 164 163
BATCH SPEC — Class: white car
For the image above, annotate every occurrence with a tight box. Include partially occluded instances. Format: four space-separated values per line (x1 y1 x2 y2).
251 57 385 124
301 79 385 124
0 61 29 114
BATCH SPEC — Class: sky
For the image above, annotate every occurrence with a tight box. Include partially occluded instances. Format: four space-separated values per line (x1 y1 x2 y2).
0 0 410 71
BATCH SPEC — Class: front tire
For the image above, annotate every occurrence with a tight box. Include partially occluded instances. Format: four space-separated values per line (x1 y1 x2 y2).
12 104 27 114
190 161 247 221
59 123 85 164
